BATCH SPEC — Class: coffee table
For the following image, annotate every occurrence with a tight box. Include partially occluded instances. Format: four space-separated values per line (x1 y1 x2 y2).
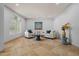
35 35 41 41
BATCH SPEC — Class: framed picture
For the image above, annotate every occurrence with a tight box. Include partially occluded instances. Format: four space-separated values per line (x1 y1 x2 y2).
35 22 43 30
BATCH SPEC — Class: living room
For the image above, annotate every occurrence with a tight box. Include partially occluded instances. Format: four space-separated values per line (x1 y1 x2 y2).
0 3 79 56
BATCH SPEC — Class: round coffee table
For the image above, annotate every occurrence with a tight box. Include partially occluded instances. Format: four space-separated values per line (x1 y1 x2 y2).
35 35 41 41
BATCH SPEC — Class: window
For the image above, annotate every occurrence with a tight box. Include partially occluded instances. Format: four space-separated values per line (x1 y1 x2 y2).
9 15 21 35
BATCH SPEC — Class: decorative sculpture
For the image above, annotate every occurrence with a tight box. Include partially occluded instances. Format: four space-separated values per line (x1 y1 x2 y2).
61 23 71 45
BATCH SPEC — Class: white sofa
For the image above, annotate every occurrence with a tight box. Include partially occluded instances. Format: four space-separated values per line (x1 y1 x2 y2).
24 30 34 38
24 30 57 39
44 30 56 39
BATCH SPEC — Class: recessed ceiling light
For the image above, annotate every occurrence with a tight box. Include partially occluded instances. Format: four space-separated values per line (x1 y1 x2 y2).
16 4 20 6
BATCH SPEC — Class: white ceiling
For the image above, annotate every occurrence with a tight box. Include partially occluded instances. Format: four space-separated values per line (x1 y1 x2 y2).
5 3 71 19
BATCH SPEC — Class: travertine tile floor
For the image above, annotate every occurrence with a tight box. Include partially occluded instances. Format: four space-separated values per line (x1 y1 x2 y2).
0 37 79 56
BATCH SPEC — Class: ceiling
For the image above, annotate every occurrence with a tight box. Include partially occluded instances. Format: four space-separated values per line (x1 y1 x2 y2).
5 3 71 19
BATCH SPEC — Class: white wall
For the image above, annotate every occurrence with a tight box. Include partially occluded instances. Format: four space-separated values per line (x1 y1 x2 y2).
25 18 54 34
0 4 5 51
53 4 79 47
4 7 26 42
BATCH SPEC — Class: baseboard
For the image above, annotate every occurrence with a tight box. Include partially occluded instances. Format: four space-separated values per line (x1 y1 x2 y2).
72 42 79 48
4 36 23 44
